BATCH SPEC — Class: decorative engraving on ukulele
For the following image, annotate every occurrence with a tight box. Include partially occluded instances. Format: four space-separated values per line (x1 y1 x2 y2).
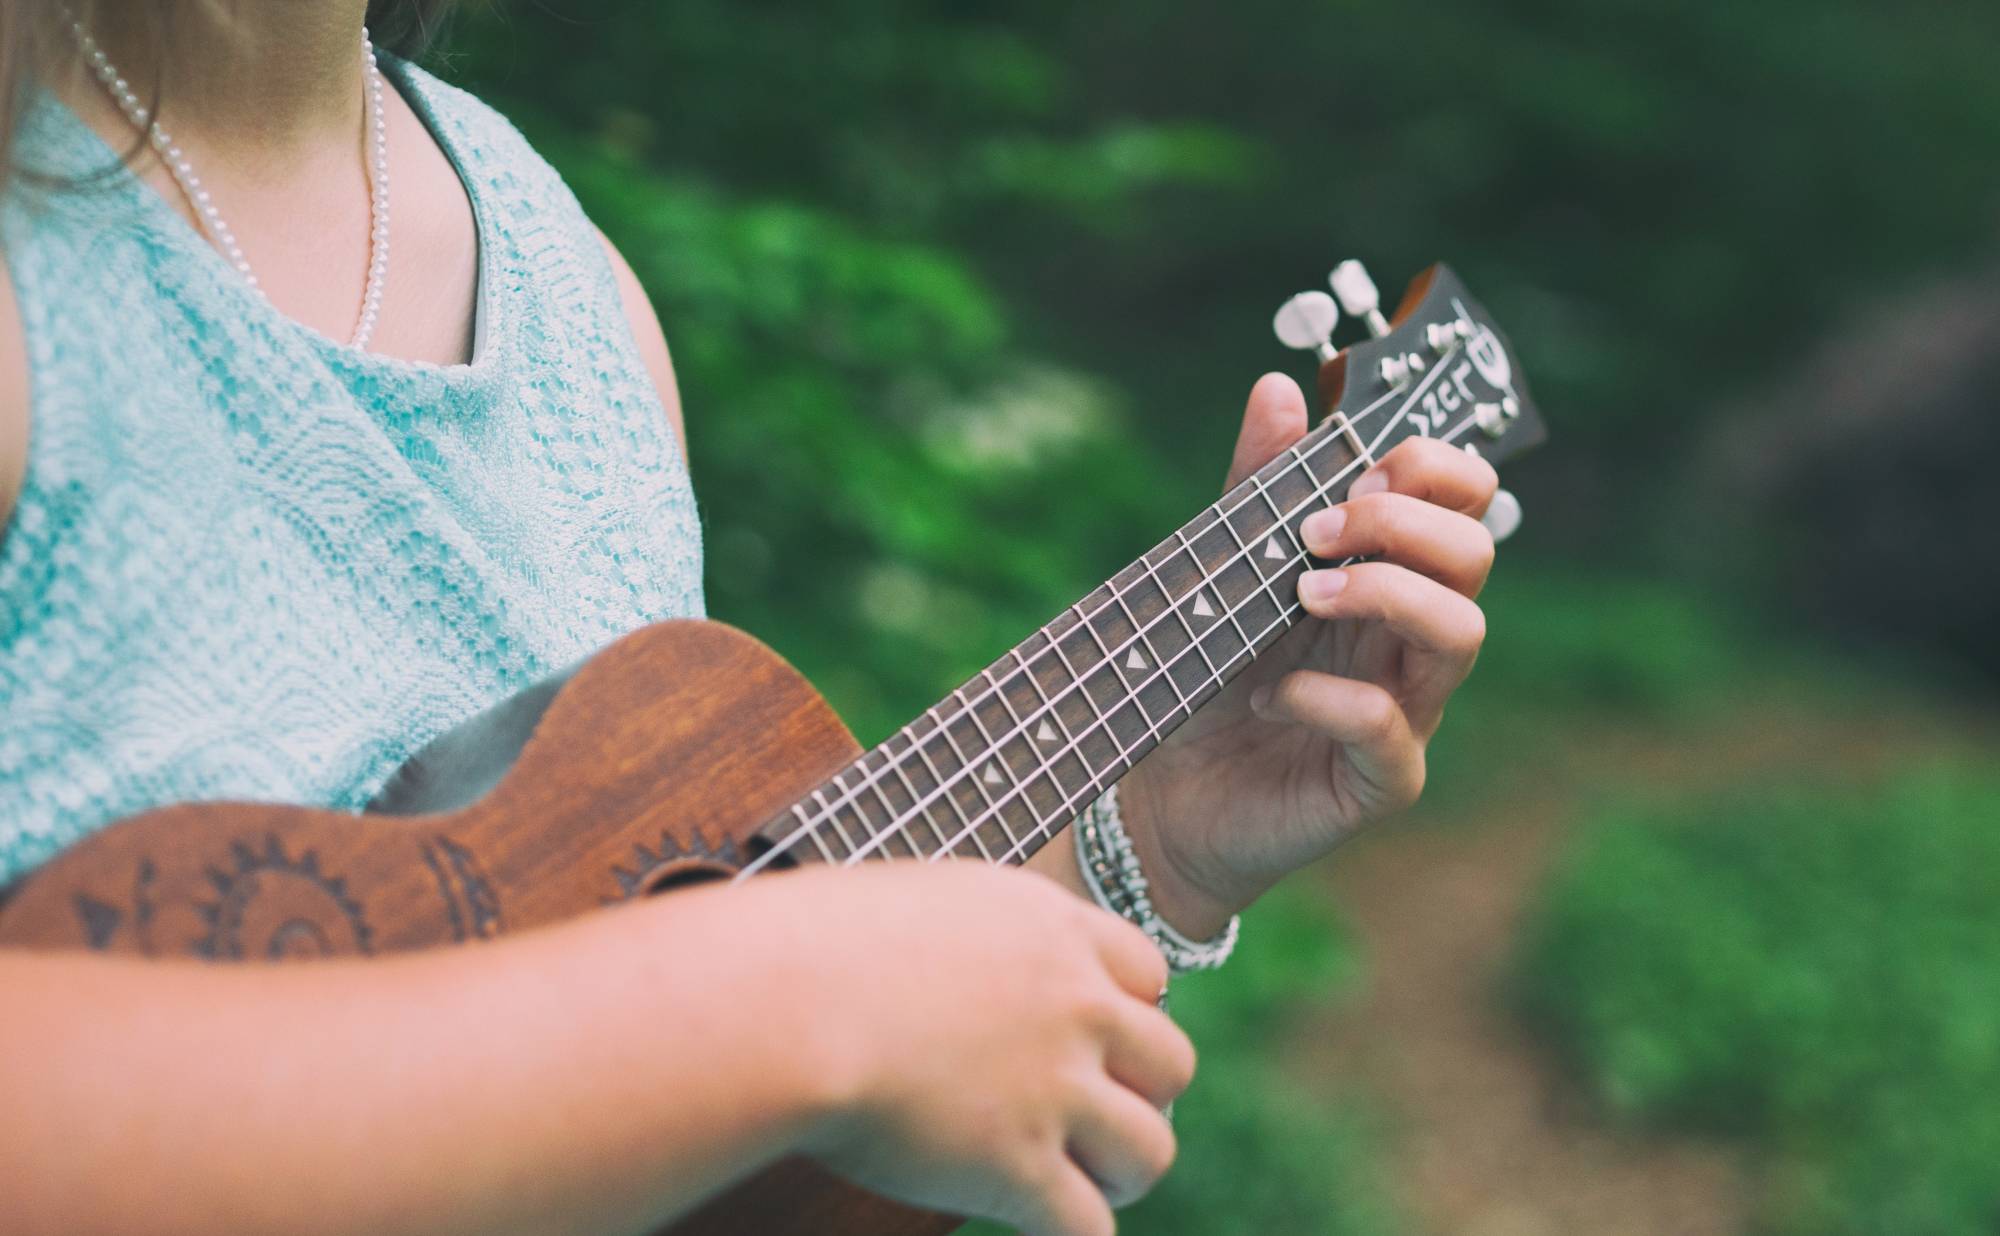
608 828 746 901
1191 592 1215 618
421 835 505 943
1036 720 1058 743
72 893 121 950
193 836 373 961
1262 535 1286 560
66 856 160 953
1125 649 1147 670
982 762 1004 785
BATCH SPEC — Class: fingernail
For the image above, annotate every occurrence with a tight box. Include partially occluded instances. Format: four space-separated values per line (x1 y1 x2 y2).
1300 507 1347 551
1299 569 1347 605
1249 684 1273 715
1349 468 1389 499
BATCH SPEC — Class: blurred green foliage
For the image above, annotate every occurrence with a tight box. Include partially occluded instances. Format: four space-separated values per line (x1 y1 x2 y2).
1515 766 2000 1235
425 2 2000 1229
438 0 2000 737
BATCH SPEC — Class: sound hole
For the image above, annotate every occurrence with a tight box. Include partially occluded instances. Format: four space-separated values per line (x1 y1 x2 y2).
637 859 734 896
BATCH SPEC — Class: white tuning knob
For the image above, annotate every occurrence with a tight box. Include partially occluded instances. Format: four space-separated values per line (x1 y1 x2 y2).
1481 488 1522 543
1330 260 1391 338
1272 290 1340 361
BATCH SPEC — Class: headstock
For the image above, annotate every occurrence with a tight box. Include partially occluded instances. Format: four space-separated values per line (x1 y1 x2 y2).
1273 261 1545 470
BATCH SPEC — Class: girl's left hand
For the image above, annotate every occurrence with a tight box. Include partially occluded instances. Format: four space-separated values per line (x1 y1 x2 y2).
1117 372 1499 938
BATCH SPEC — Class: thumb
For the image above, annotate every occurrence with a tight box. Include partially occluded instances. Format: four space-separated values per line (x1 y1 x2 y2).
1225 372 1310 490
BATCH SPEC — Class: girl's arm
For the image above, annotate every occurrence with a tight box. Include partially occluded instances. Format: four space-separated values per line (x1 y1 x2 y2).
1 861 1192 1236
1 876 840 1236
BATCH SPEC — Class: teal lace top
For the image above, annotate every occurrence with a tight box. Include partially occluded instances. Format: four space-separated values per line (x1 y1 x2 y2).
0 60 706 889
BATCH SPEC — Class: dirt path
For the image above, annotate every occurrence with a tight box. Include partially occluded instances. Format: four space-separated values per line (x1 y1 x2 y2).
1282 699 1988 1236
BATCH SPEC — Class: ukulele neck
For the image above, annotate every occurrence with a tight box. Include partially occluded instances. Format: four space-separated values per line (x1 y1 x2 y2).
753 394 1404 871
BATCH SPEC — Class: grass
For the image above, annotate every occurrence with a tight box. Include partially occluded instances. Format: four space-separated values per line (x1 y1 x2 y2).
1513 761 2000 1235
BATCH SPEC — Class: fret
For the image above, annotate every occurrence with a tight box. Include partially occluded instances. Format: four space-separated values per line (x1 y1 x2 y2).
973 667 1054 849
1297 431 1353 502
899 726 987 860
829 793 886 863
1209 515 1286 640
1106 587 1188 735
938 686 1024 859
968 669 1019 756
1142 531 1205 604
809 787 861 860
877 732 957 858
1043 624 1109 758
1186 511 1236 578
1013 655 1096 806
997 645 1052 730
1140 553 1225 712
855 770 923 859
1071 616 1134 719
793 801 842 864
1221 479 1282 562
927 720 1001 861
1249 475 1310 630
1262 444 1320 522
1170 525 1252 684
1053 603 1110 681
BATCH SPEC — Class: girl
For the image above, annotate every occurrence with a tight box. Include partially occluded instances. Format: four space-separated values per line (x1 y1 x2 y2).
0 3 1500 1233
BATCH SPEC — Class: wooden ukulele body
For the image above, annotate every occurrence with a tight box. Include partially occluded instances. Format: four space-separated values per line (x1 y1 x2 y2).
0 619 958 1236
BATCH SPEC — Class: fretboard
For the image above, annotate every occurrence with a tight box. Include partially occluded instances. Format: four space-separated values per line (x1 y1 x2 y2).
738 351 1465 877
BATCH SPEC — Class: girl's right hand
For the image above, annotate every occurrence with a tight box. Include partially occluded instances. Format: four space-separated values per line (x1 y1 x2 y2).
775 861 1194 1236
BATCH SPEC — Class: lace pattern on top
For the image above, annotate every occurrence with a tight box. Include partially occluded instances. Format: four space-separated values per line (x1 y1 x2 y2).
0 59 705 888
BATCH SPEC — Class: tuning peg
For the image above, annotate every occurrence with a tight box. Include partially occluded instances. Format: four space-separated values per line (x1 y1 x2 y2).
1481 488 1522 543
1272 290 1340 361
1329 260 1391 338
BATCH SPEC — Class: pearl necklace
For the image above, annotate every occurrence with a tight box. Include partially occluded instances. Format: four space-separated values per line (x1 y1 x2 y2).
64 18 392 351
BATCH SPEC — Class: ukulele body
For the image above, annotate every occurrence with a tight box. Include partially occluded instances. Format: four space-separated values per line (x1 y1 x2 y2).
0 618 958 1236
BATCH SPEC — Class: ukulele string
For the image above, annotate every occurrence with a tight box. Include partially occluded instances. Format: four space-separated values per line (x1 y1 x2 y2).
891 379 1484 871
744 355 1459 878
738 346 1475 879
732 377 1411 880
745 363 1444 878
978 408 1489 869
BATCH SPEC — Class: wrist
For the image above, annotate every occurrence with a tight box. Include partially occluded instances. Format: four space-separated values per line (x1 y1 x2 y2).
649 873 877 1159
1116 764 1265 942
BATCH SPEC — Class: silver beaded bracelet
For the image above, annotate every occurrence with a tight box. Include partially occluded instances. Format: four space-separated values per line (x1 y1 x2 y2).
1073 784 1240 974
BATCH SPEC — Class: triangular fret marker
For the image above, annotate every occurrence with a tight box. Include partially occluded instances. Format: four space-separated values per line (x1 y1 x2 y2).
1263 534 1286 560
983 762 1003 785
1036 720 1058 743
1126 648 1147 670
1192 592 1215 618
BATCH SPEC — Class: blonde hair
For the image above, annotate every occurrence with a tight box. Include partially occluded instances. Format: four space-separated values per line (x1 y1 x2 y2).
1 1 460 188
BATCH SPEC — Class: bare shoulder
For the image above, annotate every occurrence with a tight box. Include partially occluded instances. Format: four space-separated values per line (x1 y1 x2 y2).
0 255 25 537
593 228 687 461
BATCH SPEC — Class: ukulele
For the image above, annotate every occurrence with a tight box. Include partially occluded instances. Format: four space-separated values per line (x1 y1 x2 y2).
0 260 1545 1235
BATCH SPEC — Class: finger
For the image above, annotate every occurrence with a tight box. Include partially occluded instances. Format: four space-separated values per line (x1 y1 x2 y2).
1249 671 1425 812
1101 998 1198 1110
1067 1080 1179 1210
1016 1158 1117 1236
1224 372 1310 489
1347 435 1499 517
1300 491 1496 597
1295 562 1485 731
1080 904 1170 1002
